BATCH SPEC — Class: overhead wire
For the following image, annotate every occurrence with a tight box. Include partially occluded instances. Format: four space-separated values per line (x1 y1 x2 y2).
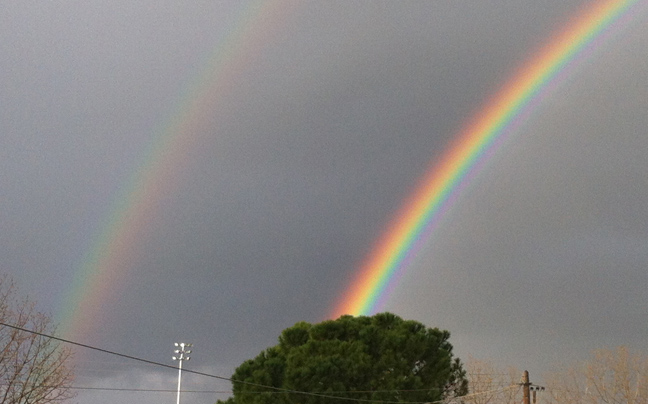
0 321 522 404
36 387 473 395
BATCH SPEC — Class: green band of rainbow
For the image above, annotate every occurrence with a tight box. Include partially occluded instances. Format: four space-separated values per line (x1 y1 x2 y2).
57 0 298 340
332 0 645 318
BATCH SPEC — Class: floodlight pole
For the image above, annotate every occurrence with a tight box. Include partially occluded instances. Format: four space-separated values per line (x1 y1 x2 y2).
172 342 192 404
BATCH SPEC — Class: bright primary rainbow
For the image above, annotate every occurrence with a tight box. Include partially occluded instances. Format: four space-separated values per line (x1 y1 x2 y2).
332 0 646 318
56 0 645 337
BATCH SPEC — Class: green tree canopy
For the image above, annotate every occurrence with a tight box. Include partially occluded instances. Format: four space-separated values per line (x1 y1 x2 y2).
221 313 467 404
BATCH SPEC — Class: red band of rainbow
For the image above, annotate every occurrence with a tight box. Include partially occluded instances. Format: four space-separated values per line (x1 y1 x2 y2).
331 0 646 318
57 0 299 340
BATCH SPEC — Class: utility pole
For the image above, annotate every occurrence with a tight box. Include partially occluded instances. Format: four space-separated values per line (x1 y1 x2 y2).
522 370 531 404
521 370 545 404
173 342 192 404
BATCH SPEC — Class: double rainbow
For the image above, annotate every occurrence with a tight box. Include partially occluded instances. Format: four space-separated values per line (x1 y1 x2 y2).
332 0 645 317
56 0 645 337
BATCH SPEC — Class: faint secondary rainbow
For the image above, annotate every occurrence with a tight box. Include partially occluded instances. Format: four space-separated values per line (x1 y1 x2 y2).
57 0 299 340
332 0 646 318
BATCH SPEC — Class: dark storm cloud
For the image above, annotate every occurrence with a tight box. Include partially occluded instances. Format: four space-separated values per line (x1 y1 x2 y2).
1 1 646 403
389 13 648 378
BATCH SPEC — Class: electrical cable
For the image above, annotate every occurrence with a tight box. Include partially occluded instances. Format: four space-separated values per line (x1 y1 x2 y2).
0 321 476 404
42 387 463 395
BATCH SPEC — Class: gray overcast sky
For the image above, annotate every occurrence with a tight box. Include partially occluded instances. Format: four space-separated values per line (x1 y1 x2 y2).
1 1 647 403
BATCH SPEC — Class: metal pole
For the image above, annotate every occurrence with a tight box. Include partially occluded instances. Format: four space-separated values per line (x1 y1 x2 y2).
176 357 182 404
173 343 192 404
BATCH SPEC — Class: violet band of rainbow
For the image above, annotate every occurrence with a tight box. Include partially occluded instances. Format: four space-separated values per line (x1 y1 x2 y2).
332 0 646 318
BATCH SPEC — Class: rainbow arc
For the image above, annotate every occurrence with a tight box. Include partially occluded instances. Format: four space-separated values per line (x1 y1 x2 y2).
332 0 645 318
54 0 646 338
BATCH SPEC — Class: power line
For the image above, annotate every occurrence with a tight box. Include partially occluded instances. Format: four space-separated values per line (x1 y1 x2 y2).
0 322 218 378
3 322 525 404
49 385 523 400
48 386 230 394
0 321 472 404
53 387 461 395
459 385 521 401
